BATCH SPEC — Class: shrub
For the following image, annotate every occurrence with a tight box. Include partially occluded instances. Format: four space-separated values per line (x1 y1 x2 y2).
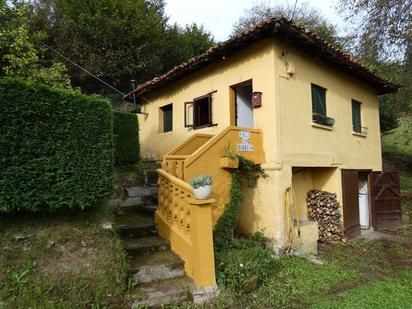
0 78 113 213
216 239 279 293
112 111 140 166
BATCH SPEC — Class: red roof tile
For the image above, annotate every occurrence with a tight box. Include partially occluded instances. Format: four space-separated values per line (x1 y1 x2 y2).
124 17 398 100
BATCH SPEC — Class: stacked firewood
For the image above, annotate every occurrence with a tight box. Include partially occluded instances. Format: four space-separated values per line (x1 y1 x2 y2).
307 190 345 243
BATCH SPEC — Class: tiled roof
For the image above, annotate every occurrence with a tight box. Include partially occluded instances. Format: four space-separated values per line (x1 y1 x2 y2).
124 17 398 100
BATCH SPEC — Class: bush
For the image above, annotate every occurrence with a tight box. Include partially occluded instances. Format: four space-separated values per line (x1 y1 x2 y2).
0 78 113 213
216 239 279 293
113 111 140 166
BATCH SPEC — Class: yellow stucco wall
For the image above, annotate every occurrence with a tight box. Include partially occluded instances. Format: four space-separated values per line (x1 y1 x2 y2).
137 39 277 162
139 38 383 247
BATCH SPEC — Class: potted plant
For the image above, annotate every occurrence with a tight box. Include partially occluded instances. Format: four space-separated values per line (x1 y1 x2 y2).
190 175 213 199
220 144 239 169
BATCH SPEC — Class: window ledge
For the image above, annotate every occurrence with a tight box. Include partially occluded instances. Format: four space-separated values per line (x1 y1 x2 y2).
352 132 367 138
311 122 334 131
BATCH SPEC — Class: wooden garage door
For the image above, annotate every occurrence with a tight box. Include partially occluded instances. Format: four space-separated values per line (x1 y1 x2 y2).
370 172 401 230
342 170 361 239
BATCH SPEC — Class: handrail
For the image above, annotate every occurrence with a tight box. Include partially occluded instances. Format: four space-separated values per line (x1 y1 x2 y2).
156 169 216 287
157 169 192 191
156 126 265 287
163 133 214 158
185 126 264 168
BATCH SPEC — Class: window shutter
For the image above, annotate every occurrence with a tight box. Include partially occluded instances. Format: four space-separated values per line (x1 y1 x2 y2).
352 100 361 132
184 102 194 128
311 85 326 116
163 105 173 132
207 95 212 125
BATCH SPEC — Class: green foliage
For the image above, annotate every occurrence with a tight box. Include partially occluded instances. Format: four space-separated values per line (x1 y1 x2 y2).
29 0 214 93
190 175 212 189
0 204 129 307
232 2 346 48
113 111 140 167
213 170 244 251
0 3 72 89
215 239 279 293
213 156 267 251
0 78 113 213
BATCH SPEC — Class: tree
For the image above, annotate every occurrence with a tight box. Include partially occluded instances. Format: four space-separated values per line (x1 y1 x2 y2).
232 2 344 48
28 0 214 94
338 0 412 133
0 2 71 88
337 0 412 59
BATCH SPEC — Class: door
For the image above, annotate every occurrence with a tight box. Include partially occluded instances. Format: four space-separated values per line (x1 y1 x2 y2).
236 83 254 128
370 171 401 230
342 169 361 239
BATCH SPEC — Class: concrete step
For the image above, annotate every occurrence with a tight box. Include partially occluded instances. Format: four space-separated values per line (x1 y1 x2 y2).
116 214 156 238
125 186 158 198
131 276 195 308
130 250 185 283
117 204 158 216
118 195 157 208
125 236 170 256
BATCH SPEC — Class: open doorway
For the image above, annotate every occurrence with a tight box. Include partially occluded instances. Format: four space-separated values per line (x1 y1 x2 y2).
234 83 254 128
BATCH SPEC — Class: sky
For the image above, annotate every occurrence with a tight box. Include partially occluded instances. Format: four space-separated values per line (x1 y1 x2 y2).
165 0 346 42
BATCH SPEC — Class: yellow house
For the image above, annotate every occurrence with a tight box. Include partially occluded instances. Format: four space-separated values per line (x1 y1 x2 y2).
124 18 398 287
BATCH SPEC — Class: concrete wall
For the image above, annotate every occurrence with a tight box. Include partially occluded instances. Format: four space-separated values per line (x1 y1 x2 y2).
138 38 383 247
274 41 383 171
137 39 277 162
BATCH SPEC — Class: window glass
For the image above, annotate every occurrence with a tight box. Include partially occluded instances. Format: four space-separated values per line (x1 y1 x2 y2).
352 100 361 132
194 96 211 128
161 104 173 132
311 84 326 116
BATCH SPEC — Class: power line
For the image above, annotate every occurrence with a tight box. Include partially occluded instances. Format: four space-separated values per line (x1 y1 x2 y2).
40 42 126 96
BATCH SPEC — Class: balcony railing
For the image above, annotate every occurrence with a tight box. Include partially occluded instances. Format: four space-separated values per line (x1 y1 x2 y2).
312 113 335 126
353 125 368 135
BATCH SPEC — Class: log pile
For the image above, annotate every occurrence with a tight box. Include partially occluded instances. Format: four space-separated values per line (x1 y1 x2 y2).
307 190 346 243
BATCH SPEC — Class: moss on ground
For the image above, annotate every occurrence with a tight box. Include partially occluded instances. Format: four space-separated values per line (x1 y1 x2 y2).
0 204 129 308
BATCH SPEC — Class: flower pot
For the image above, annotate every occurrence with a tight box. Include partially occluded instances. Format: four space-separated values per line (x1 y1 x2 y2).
220 157 239 169
192 185 212 200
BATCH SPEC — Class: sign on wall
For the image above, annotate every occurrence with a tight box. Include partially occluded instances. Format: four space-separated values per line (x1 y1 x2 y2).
237 131 254 152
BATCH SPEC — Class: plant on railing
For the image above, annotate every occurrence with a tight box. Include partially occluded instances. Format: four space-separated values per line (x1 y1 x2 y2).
213 156 267 251
190 175 213 199
221 143 239 169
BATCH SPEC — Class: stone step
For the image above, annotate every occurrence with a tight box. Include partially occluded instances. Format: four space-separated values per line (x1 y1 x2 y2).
117 204 158 216
130 250 185 283
125 186 158 198
118 195 157 208
125 236 170 256
131 276 195 308
116 214 156 238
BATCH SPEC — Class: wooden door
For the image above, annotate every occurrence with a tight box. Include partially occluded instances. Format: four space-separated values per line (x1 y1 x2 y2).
342 169 361 239
370 172 401 230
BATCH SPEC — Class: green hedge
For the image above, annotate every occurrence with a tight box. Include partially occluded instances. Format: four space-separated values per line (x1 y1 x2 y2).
0 78 114 213
113 111 140 166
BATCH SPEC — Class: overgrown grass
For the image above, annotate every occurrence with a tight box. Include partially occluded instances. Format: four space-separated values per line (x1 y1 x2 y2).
0 204 128 308
382 117 412 156
213 225 412 308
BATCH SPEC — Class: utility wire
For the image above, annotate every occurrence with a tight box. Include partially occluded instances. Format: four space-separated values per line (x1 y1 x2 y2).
40 42 126 96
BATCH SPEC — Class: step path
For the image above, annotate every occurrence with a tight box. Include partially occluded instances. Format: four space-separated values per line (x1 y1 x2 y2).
113 186 218 307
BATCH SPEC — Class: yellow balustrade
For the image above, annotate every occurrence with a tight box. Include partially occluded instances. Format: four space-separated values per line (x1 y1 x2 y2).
156 126 265 287
156 169 216 286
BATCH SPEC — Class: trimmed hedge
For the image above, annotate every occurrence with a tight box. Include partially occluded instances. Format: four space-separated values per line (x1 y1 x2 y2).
113 111 140 166
0 78 114 213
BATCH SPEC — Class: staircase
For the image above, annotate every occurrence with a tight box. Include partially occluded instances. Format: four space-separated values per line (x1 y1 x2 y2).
113 185 216 307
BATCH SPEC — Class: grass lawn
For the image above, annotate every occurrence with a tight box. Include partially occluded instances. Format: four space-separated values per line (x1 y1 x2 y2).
214 225 412 309
0 205 129 308
211 121 412 309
